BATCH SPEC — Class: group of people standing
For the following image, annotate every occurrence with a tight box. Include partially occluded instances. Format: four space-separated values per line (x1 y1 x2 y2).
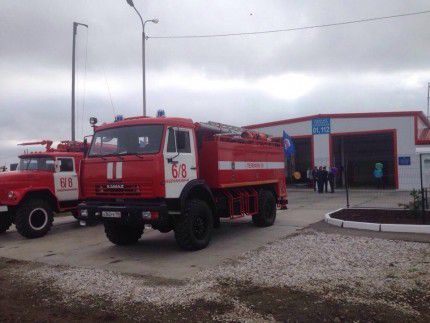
307 166 337 193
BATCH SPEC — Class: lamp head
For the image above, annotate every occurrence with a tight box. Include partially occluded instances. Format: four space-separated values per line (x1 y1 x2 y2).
152 18 159 24
126 0 134 7
89 117 98 126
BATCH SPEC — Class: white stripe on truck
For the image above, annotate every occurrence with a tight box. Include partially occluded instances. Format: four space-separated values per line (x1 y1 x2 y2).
116 162 123 179
218 161 284 170
107 162 113 179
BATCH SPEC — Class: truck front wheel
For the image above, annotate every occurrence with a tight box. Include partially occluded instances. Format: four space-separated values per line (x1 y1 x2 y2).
104 222 144 246
174 199 213 251
252 190 277 227
15 199 54 238
0 214 13 233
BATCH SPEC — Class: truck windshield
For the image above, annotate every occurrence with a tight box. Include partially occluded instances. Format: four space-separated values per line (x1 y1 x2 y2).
89 124 164 157
18 157 55 172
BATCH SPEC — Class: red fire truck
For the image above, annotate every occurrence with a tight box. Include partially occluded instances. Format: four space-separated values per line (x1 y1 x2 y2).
78 116 287 250
0 140 85 238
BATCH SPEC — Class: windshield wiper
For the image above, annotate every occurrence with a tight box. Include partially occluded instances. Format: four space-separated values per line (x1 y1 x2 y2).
131 153 144 159
108 153 124 161
118 151 144 160
117 151 145 159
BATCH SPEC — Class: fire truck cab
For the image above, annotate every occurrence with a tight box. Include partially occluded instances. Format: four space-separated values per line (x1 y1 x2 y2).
0 140 85 238
79 116 287 250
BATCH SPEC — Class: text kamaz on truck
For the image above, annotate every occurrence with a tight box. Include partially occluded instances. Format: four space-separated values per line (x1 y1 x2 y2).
78 116 287 250
0 140 85 238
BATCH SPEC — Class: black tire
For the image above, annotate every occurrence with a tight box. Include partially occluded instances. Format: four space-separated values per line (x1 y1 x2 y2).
252 190 277 227
15 199 54 238
84 219 99 227
174 199 213 251
71 209 80 220
157 225 173 233
152 216 173 233
104 222 143 246
0 215 13 233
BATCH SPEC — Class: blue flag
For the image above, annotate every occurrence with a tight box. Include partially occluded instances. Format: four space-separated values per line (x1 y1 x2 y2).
283 130 295 156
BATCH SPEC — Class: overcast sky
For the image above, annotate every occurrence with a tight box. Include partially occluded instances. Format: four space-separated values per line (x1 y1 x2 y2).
1 0 430 166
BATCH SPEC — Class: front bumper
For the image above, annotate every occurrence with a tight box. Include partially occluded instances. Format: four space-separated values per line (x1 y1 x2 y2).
78 200 168 226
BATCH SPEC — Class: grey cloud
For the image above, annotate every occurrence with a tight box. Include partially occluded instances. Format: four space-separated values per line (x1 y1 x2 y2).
1 0 430 164
2 0 430 77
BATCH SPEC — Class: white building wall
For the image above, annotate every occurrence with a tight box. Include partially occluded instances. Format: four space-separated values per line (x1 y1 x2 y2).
257 115 421 190
257 120 311 137
313 134 330 167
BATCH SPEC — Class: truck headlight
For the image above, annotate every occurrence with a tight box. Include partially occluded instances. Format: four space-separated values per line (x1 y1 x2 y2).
142 211 158 220
80 209 88 217
142 211 151 220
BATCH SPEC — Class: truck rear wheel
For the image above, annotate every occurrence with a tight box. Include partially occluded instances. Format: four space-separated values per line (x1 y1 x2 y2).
252 190 277 227
15 199 54 238
104 222 144 246
174 199 213 251
0 215 13 233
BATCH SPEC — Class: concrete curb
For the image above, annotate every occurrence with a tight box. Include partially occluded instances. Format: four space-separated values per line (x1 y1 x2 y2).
380 224 430 234
324 208 430 234
343 220 381 231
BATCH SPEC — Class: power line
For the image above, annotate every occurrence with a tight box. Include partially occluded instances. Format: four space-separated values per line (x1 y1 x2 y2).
149 9 430 39
103 69 117 118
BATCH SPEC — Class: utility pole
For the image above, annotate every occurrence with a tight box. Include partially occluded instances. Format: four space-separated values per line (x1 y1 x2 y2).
71 22 88 142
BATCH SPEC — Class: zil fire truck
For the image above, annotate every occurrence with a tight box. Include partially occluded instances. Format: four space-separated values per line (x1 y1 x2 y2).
0 140 85 238
78 116 287 250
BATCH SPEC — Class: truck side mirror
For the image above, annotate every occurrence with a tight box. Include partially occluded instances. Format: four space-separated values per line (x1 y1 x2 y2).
55 160 62 172
167 158 178 164
166 127 180 163
83 138 88 157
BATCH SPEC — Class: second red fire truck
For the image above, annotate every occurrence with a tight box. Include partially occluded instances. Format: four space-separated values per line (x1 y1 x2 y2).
78 115 287 250
0 141 85 238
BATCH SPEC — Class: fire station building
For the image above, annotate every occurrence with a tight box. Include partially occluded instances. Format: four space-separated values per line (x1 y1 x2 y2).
246 111 430 190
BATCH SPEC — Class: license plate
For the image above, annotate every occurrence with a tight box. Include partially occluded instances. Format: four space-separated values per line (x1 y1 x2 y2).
102 211 122 218
0 205 8 212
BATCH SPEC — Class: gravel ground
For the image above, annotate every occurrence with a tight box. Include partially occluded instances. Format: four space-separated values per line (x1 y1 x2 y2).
11 231 430 320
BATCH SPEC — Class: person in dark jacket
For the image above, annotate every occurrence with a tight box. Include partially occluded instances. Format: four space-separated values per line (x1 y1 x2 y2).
311 166 318 192
317 166 324 193
322 166 329 193
328 166 336 193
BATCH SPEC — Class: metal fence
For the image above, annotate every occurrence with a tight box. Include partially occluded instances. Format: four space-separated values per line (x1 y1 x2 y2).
307 153 430 213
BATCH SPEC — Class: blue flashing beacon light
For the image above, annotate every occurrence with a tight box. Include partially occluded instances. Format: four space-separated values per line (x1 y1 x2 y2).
157 109 166 118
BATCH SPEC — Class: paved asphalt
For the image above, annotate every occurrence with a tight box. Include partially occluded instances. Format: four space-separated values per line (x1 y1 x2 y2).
0 190 420 280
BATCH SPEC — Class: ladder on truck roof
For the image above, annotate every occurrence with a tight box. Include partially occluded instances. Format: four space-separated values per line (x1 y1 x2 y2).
198 121 245 135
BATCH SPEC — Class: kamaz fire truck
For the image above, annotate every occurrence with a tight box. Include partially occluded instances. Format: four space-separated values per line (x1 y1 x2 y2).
78 116 287 250
0 140 85 238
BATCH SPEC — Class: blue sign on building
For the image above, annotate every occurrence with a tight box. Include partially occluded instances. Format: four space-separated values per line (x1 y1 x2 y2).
312 118 331 135
398 156 411 166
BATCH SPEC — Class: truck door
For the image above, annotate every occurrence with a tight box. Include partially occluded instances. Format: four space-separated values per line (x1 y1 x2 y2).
54 157 79 201
163 127 198 198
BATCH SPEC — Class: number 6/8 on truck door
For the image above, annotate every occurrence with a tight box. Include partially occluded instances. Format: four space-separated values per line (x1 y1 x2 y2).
53 157 79 201
164 127 197 198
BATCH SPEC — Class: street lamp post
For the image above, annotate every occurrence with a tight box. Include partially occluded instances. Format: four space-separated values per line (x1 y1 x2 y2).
71 22 88 142
126 0 158 117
